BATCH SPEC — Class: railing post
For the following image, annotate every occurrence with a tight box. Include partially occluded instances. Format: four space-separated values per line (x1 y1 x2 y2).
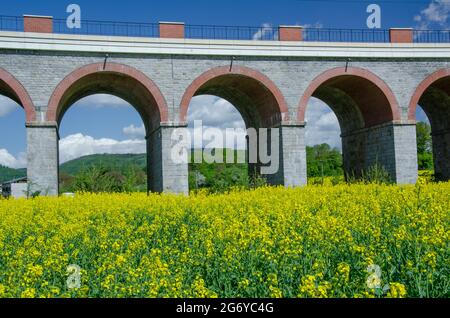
159 21 185 39
390 28 413 43
23 15 53 33
279 25 303 41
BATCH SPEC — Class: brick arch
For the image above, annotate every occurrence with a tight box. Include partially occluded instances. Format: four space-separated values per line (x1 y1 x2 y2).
46 62 169 125
408 68 450 120
179 66 289 126
297 67 401 127
0 67 36 122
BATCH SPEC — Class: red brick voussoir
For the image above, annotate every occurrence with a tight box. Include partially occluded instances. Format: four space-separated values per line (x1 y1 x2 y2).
179 65 290 123
46 62 169 123
297 66 401 126
0 67 36 122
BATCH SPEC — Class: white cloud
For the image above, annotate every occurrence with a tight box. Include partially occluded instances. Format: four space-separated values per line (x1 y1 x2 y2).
188 95 246 130
123 124 146 139
300 22 323 41
59 133 146 163
74 94 130 109
0 95 21 117
414 0 450 29
189 125 247 150
301 22 323 29
187 96 247 150
0 97 342 168
252 23 278 40
0 149 26 169
305 98 342 150
187 95 342 150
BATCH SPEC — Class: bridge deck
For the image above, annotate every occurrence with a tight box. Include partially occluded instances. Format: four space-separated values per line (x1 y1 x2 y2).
1 30 450 58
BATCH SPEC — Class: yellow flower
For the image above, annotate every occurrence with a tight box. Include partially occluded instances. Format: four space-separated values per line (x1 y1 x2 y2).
337 263 350 282
21 288 36 298
387 283 407 298
0 183 448 298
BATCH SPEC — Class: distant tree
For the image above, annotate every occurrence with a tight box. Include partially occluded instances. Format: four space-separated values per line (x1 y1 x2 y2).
0 165 26 183
307 144 343 178
59 171 75 193
189 149 249 193
416 122 434 170
72 165 123 193
416 122 432 154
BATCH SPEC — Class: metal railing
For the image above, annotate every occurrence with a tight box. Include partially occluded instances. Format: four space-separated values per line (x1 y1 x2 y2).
53 18 159 38
0 15 23 32
413 30 450 43
2 15 450 44
303 28 390 43
185 24 277 41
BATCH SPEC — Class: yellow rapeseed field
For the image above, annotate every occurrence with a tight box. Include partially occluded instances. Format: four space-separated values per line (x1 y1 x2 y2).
0 183 448 298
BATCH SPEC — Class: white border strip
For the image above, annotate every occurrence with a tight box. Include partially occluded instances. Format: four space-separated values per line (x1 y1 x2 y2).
0 31 450 58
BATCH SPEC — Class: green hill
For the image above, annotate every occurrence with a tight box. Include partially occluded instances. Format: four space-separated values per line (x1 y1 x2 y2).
0 154 147 184
0 166 26 183
60 153 147 175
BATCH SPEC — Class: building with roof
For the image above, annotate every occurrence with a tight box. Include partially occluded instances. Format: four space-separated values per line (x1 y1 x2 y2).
1 177 28 199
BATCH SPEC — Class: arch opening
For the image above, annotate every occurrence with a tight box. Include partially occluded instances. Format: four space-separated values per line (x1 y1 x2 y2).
299 68 400 181
47 63 169 193
58 94 148 193
189 74 282 128
187 95 250 191
0 95 27 193
304 98 344 182
415 106 434 178
48 69 166 133
410 72 450 181
0 69 35 198
181 66 289 128
181 66 288 190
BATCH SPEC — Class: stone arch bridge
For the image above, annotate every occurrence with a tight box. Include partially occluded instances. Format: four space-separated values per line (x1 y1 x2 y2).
0 15 449 195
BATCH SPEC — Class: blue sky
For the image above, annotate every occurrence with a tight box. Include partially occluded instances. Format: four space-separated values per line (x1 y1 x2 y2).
0 0 443 168
0 0 441 29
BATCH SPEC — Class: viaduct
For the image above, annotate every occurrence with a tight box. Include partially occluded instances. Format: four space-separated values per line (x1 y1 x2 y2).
0 15 449 195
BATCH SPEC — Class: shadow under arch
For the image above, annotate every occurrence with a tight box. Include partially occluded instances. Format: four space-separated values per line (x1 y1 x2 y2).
179 65 289 128
409 69 450 181
298 67 401 180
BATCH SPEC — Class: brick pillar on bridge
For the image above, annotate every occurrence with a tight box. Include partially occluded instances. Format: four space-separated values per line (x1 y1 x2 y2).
159 22 185 39
391 123 419 184
147 123 189 194
26 122 59 196
389 28 413 43
23 15 53 33
279 25 303 41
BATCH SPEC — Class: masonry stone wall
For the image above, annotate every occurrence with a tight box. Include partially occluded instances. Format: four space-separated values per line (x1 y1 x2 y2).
265 125 307 187
341 123 418 184
26 124 59 196
392 124 419 184
2 51 450 122
1 49 449 193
